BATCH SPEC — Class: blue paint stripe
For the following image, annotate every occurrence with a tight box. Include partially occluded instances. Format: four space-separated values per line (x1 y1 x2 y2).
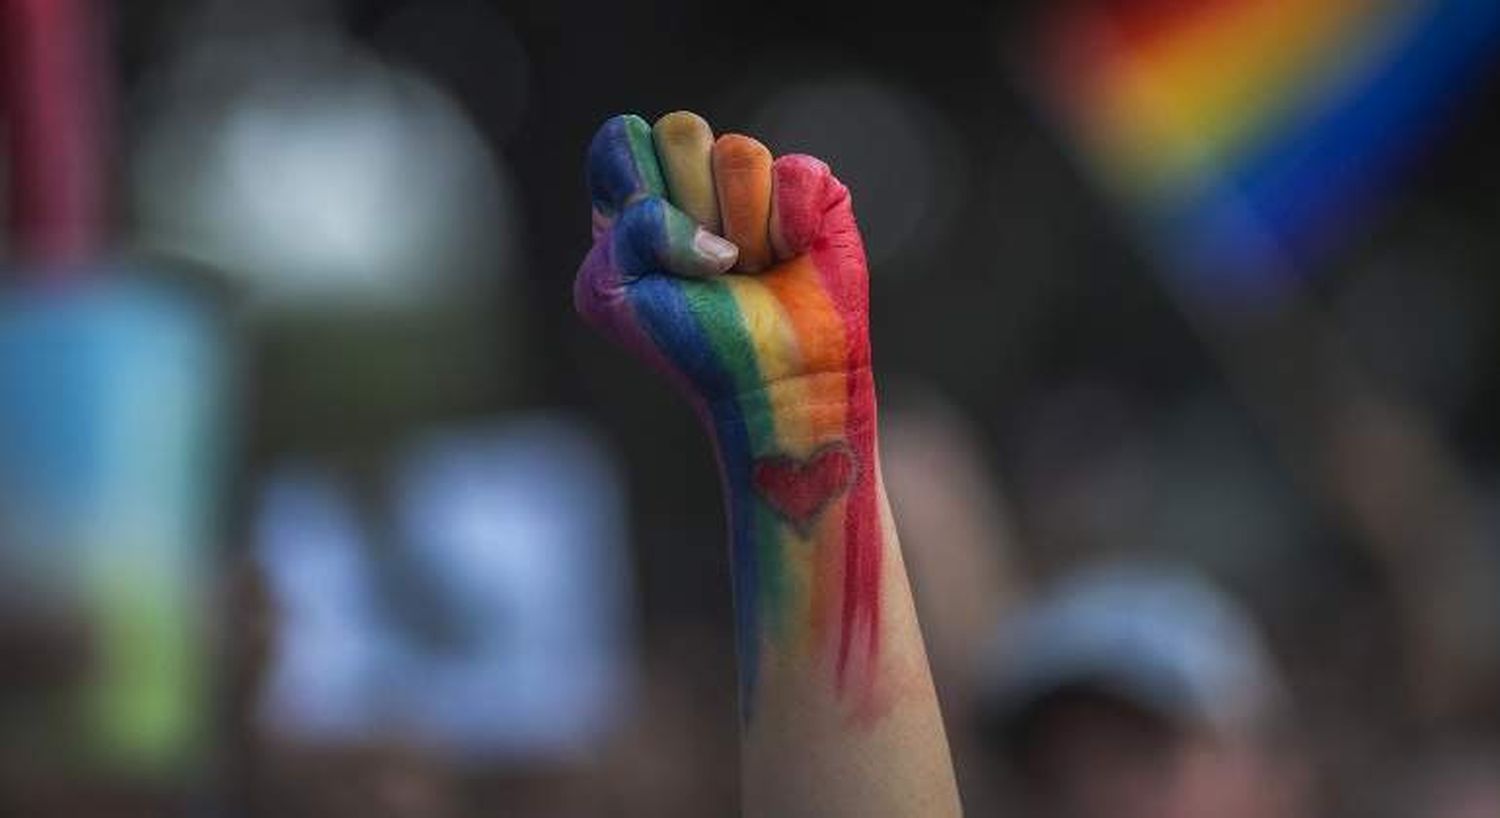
587 115 664 217
1161 0 1500 287
627 276 762 721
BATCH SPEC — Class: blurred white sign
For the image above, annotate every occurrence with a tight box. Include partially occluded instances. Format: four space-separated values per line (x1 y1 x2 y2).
255 415 635 759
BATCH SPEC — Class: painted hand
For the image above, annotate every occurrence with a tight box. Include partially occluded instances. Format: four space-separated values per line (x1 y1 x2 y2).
574 111 870 410
574 112 883 714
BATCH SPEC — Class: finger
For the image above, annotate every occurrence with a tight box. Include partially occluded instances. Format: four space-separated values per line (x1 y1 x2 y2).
713 134 774 273
653 111 720 232
770 153 846 259
587 114 667 221
612 195 738 279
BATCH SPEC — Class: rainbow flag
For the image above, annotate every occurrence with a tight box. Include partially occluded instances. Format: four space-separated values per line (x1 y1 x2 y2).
1037 0 1500 303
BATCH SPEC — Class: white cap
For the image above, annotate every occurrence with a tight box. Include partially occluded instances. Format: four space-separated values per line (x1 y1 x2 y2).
978 563 1284 743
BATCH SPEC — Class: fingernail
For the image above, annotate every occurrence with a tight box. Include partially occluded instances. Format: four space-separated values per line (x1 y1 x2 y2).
694 228 739 271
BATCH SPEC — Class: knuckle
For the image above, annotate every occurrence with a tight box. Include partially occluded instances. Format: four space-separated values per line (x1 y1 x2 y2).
619 196 666 235
776 153 830 176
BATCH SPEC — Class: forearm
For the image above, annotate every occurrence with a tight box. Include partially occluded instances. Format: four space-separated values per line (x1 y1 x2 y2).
576 109 959 814
707 369 962 818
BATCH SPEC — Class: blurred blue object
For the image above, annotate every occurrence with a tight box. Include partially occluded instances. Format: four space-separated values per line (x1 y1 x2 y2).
256 415 635 760
0 274 230 773
253 465 388 739
1164 0 1500 299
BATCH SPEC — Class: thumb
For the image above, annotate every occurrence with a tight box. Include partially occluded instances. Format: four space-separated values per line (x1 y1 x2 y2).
613 195 739 280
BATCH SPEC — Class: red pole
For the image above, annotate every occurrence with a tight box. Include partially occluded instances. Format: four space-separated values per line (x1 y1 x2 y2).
1 0 107 274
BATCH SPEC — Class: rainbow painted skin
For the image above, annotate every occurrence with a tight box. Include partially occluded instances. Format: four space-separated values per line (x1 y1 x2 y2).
574 113 882 721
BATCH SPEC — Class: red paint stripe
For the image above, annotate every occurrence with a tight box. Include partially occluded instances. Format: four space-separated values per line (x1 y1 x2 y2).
805 203 882 692
837 364 881 690
1041 0 1272 108
771 159 882 698
1 0 108 270
1085 0 1262 49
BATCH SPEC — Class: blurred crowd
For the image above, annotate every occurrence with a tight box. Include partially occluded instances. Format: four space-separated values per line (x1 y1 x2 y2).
3 1 1500 816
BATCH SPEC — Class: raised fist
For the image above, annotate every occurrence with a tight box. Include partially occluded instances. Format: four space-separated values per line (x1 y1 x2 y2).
574 111 870 415
574 111 882 709
573 112 960 817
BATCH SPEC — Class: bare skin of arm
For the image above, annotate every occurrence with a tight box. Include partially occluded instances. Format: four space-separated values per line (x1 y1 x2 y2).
574 111 961 817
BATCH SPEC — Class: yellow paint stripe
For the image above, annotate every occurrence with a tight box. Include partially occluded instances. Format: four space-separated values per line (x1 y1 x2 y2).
760 256 849 446
722 275 807 448
724 256 857 660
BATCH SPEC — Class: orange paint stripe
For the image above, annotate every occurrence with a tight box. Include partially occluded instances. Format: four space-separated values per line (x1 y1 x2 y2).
1044 0 1395 192
758 255 852 658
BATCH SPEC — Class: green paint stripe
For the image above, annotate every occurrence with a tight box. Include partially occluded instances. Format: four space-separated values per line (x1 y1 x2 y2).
623 116 666 198
681 281 790 635
754 502 789 638
681 282 776 446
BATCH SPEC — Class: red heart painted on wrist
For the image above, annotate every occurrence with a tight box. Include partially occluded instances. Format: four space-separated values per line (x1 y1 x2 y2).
752 442 858 534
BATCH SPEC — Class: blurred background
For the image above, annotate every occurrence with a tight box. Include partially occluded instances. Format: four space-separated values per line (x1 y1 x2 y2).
3 0 1500 815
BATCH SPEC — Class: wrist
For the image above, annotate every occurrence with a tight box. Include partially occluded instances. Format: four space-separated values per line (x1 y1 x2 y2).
704 367 876 463
700 366 888 718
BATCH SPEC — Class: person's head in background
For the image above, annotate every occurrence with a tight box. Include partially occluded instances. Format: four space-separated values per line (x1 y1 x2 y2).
1408 744 1500 818
977 564 1311 818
